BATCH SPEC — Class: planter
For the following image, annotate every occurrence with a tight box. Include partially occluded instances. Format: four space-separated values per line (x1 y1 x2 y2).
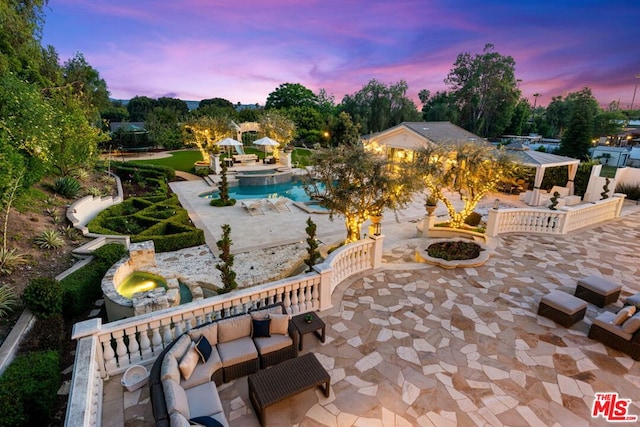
425 206 437 216
415 237 492 269
194 161 210 173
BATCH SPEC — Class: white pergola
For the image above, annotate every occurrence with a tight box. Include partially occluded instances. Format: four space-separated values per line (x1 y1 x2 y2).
505 143 580 206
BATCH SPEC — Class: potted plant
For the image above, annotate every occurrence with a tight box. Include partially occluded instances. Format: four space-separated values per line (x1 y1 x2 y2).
304 313 314 323
425 194 438 215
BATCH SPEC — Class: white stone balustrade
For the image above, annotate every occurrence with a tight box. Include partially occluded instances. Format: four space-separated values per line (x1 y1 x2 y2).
486 194 625 237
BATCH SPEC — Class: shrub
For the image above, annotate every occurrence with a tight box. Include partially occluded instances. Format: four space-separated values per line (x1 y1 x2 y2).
52 176 81 199
34 229 65 249
427 241 482 261
60 224 81 242
93 242 128 265
615 183 640 201
464 212 482 227
23 277 63 319
0 248 27 275
209 198 237 207
0 350 61 427
86 186 103 197
0 284 18 320
72 168 90 181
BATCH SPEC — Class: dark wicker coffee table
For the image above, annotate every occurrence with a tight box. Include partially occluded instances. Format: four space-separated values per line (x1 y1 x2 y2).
248 353 330 426
291 312 326 351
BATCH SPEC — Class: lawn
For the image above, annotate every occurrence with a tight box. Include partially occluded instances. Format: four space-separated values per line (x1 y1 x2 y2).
129 150 203 173
130 147 314 172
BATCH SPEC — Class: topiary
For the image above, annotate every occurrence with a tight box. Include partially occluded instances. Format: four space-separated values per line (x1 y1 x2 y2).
464 212 482 227
52 176 82 199
23 277 63 319
549 191 560 210
92 243 128 266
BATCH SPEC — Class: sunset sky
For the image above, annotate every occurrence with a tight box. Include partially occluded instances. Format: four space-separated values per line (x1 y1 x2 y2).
42 0 639 108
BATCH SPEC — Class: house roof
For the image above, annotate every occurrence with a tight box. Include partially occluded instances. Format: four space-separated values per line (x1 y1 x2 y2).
363 122 484 151
504 143 579 168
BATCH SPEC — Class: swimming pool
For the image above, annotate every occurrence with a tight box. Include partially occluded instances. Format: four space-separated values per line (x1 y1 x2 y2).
199 180 325 202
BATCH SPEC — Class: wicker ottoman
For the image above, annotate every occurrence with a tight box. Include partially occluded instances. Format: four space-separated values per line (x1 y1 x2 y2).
575 276 622 307
538 291 588 327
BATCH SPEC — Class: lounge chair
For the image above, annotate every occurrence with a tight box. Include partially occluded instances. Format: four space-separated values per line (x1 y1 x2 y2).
267 198 290 212
242 200 264 216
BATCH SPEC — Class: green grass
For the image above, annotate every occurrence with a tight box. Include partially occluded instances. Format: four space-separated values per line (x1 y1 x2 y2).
130 147 314 171
13 187 55 214
600 165 617 178
129 150 204 173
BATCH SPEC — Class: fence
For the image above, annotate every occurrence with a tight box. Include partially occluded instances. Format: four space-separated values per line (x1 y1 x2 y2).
486 195 625 237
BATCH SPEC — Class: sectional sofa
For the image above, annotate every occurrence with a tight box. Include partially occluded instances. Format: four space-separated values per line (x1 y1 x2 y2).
150 303 298 427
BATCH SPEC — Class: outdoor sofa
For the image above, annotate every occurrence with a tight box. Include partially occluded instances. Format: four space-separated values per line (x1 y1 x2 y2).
588 305 640 360
150 303 298 427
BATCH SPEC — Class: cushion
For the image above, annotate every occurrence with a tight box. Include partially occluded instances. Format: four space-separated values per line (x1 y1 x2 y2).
188 323 218 346
252 319 271 338
253 334 293 355
179 342 199 380
622 313 640 334
217 314 251 343
169 412 191 427
217 336 258 367
167 334 193 361
578 276 622 294
540 291 587 315
162 379 190 418
160 354 180 383
613 306 636 326
190 416 224 427
270 313 290 335
250 310 269 320
180 347 222 390
593 312 633 340
195 336 213 363
185 381 224 418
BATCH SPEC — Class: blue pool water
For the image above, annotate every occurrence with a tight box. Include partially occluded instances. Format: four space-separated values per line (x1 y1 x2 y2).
200 180 325 202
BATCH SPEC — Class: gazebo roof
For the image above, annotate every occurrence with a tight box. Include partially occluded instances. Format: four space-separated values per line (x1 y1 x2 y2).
504 143 579 168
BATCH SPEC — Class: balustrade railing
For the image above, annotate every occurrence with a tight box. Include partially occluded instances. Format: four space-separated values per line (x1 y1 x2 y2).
66 235 380 426
486 195 625 237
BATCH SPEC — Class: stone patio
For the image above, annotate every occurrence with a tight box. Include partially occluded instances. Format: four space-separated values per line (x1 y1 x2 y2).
105 206 640 427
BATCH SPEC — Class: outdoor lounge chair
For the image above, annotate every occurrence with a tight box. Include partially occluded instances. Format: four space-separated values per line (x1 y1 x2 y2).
242 200 265 216
267 198 290 212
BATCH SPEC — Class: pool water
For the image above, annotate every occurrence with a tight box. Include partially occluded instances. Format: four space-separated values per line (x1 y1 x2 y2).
200 180 325 202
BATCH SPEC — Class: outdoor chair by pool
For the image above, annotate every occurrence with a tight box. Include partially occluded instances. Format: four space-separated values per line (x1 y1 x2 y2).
242 200 265 216
267 198 290 212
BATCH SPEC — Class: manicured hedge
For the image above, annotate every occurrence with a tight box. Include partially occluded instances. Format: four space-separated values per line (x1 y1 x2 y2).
133 222 205 252
0 350 61 427
111 161 175 181
60 243 127 318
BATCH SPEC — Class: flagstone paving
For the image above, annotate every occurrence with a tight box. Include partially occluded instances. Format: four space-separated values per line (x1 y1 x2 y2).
110 208 640 427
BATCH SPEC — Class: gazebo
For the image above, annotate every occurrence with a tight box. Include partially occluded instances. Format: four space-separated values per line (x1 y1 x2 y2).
505 143 580 206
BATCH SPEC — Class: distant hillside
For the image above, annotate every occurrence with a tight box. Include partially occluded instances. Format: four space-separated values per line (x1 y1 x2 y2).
109 99 260 111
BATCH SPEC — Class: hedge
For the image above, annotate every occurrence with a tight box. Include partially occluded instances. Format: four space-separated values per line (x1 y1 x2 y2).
133 222 205 252
111 161 175 181
0 350 61 427
60 243 127 318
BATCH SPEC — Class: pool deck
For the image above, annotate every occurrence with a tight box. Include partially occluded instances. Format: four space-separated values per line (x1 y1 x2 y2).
105 202 640 427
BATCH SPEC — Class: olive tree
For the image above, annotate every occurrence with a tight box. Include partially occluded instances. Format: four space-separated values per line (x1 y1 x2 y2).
305 144 419 243
182 116 235 163
416 140 519 228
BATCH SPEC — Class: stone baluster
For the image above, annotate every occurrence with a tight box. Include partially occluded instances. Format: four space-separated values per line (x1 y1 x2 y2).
125 326 140 365
290 286 299 314
149 320 163 353
305 283 313 311
101 335 117 375
311 282 319 311
113 330 128 369
138 325 152 360
162 319 173 345
283 289 292 313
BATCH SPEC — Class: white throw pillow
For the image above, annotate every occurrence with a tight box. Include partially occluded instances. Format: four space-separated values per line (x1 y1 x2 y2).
613 306 636 326
622 313 640 334
178 342 199 380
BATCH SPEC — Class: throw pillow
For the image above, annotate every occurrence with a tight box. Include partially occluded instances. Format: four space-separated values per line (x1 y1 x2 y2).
195 336 212 363
169 412 191 427
250 310 269 320
622 314 640 334
190 416 224 427
252 318 271 338
163 379 190 419
270 313 290 335
613 306 636 326
178 342 199 380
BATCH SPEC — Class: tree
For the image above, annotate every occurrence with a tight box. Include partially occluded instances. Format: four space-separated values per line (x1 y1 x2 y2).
127 96 157 122
146 107 183 150
445 44 520 137
558 88 598 160
266 83 318 110
216 224 237 293
283 105 324 145
328 111 360 147
420 90 459 122
341 79 420 134
304 217 320 272
182 116 235 163
258 111 296 158
47 89 108 176
62 52 111 113
157 97 189 117
199 97 234 109
305 145 419 243
416 141 519 228
503 98 531 136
